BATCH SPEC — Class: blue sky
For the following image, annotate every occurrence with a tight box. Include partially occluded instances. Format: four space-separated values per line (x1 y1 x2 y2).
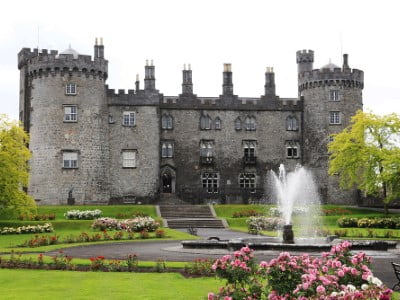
1 0 400 120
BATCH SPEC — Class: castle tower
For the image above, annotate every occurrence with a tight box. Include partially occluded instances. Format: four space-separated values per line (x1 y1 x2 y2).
144 60 156 90
264 67 276 99
181 64 193 95
298 51 364 203
222 63 233 96
17 38 110 204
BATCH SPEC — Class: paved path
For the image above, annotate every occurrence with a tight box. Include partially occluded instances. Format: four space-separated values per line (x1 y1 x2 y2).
46 228 400 290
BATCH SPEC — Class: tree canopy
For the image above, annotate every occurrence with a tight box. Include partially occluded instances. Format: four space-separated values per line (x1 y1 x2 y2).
328 111 400 213
0 115 36 217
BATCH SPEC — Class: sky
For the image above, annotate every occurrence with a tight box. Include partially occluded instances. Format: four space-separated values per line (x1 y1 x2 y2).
1 0 400 120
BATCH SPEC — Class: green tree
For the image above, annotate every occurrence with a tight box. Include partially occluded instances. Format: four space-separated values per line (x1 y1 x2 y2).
0 115 36 217
328 111 400 214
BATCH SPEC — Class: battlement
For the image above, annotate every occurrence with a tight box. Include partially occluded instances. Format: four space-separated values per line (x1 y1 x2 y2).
298 67 364 92
296 50 314 63
18 48 108 80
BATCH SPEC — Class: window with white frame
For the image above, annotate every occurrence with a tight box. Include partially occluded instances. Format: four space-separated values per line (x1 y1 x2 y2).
200 114 211 130
286 116 298 131
239 173 256 192
329 111 341 124
161 114 173 130
234 117 242 130
329 90 339 101
201 172 219 193
161 141 173 158
243 140 256 158
62 152 78 168
214 117 222 130
200 140 213 157
244 116 256 131
64 105 77 122
123 111 135 126
65 83 76 95
286 141 300 158
122 150 136 168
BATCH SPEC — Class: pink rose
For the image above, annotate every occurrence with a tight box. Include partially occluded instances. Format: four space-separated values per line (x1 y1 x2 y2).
316 285 326 294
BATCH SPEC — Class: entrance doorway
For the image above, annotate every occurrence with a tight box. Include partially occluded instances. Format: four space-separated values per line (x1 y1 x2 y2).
162 173 172 193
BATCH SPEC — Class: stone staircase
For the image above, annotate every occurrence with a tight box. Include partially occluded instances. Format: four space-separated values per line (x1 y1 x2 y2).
158 205 226 229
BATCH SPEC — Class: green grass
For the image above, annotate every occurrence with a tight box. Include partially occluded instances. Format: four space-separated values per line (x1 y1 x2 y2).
0 269 220 300
213 204 273 218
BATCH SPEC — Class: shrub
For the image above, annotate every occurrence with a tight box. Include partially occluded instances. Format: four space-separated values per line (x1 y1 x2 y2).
185 258 214 276
232 209 260 218
337 217 358 227
90 256 106 271
52 250 73 270
91 217 159 232
208 241 393 299
19 213 56 221
155 229 166 238
65 209 102 220
20 234 58 247
322 208 351 215
126 254 138 271
108 260 123 272
91 217 119 231
1 223 54 235
139 229 149 239
246 216 284 234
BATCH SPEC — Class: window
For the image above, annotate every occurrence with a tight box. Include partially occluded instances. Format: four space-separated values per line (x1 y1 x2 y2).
63 152 78 168
329 111 341 124
201 172 219 193
64 105 77 122
286 116 298 131
239 173 256 192
123 111 135 126
234 117 242 130
243 140 256 158
200 115 211 130
329 90 339 101
161 114 173 130
286 141 300 158
200 140 213 157
122 150 136 168
161 141 173 158
65 83 76 95
214 117 221 130
244 116 256 131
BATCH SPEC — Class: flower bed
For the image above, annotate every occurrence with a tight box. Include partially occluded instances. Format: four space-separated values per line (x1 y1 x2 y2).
268 207 309 217
338 216 400 229
91 217 159 232
208 241 392 299
1 223 54 235
246 216 284 234
64 209 102 220
18 213 56 221
232 209 261 218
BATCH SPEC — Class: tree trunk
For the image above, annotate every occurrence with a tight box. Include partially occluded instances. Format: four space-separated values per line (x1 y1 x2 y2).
383 183 388 215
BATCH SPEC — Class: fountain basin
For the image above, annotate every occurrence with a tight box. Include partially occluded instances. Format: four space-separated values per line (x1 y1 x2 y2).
181 238 397 252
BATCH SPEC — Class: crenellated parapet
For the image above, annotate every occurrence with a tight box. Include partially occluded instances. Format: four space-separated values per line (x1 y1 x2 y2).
18 48 108 80
298 68 364 92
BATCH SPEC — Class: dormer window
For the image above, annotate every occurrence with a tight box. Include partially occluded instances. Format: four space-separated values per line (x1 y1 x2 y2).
65 83 76 95
200 115 211 130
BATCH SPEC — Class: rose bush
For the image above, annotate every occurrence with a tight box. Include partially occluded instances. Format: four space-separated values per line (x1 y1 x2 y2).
64 209 102 220
208 241 392 299
91 217 159 232
1 223 54 235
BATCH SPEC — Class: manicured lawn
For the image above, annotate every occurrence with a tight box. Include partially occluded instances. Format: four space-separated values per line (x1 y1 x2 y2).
0 269 221 300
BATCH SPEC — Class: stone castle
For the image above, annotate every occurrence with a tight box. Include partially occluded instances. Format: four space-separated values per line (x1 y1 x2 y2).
17 39 363 205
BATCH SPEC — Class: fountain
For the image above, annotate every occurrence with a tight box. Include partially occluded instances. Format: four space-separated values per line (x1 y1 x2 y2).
270 164 322 243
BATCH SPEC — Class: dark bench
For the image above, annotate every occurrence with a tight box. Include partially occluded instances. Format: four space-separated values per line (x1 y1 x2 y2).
392 262 400 291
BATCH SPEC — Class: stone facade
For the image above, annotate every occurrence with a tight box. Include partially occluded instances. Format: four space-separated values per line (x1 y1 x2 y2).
17 41 363 205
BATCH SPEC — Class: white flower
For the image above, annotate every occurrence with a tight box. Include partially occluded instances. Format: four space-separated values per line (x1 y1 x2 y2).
346 284 356 291
370 276 383 287
361 284 369 290
330 292 338 297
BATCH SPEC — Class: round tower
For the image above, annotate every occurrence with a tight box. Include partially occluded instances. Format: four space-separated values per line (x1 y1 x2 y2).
18 38 110 204
298 51 364 204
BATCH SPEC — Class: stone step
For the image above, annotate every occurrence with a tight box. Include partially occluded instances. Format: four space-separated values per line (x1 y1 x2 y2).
159 205 214 218
166 218 225 229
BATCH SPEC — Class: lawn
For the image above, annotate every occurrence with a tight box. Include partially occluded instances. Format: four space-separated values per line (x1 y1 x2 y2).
0 269 220 300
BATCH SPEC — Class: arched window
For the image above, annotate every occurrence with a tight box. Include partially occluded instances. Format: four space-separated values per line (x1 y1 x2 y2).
161 114 173 130
234 117 242 130
214 117 222 130
200 115 211 130
286 116 298 131
161 141 173 158
244 116 256 131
